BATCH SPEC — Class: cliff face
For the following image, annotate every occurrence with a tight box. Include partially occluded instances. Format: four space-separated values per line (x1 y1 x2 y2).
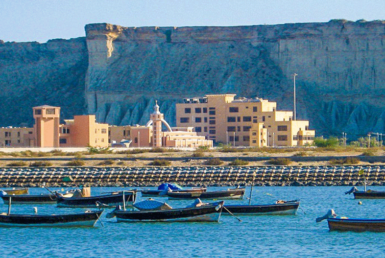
0 38 88 126
2 21 385 139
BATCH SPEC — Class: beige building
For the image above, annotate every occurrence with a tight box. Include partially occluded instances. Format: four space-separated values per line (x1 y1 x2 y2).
0 105 108 148
112 102 213 148
176 94 315 147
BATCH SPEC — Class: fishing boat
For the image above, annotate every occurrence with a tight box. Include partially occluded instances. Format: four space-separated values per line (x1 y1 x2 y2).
1 188 28 195
345 187 385 199
141 183 206 197
224 200 300 215
56 190 136 208
0 189 74 204
166 188 245 200
107 199 224 222
316 209 385 232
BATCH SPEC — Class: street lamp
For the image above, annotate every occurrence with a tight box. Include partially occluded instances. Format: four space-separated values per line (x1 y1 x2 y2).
342 132 347 147
293 73 298 121
368 133 371 148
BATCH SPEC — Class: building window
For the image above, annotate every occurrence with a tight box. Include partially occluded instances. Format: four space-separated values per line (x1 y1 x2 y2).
195 127 202 132
5 140 11 146
195 108 201 113
5 132 11 137
278 135 288 141
227 126 236 132
253 106 258 112
262 116 265 122
237 126 241 132
204 127 208 132
101 129 107 134
243 136 250 141
204 117 208 123
46 108 55 114
123 130 126 136
17 132 20 137
229 136 239 142
180 117 189 123
101 138 105 142
305 126 309 130
134 137 138 143
209 117 216 125
203 108 207 113
209 107 216 115
59 138 67 144
195 117 202 123
29 131 33 134
243 116 252 122
253 117 258 123
243 126 251 132
252 132 257 136
209 129 216 134
185 108 191 114
229 107 239 113
34 109 42 115
237 117 241 122
18 140 20 143
227 117 236 122
252 140 257 143
278 126 288 131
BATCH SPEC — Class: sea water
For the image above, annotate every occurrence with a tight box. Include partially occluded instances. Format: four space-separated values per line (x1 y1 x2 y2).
1 186 385 257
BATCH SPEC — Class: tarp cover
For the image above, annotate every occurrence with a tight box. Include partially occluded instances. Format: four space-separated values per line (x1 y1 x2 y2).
157 183 183 191
134 200 172 210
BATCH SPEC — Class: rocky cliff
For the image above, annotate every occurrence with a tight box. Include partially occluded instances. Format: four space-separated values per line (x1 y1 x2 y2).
2 20 385 139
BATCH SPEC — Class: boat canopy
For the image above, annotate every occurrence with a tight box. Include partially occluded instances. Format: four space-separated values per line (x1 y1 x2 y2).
157 183 184 191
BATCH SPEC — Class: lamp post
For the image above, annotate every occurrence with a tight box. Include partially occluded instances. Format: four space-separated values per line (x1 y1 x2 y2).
293 73 298 121
368 133 371 148
233 132 236 147
342 132 347 147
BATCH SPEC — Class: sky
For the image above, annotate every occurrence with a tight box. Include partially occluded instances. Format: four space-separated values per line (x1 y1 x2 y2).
1 0 385 43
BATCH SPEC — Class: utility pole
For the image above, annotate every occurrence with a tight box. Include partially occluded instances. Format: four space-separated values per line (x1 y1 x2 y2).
293 73 298 121
368 133 371 148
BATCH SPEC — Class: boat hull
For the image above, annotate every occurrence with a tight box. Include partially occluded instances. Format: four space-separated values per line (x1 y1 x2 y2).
1 194 57 204
328 218 385 232
353 191 385 199
57 192 136 208
141 188 206 197
0 211 103 227
224 202 299 215
114 202 223 222
167 189 245 200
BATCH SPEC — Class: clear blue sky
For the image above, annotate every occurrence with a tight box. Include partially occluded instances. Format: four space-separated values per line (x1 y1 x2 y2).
1 0 385 43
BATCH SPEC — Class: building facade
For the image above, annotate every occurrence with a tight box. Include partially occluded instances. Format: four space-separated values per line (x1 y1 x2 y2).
126 102 213 148
176 94 315 147
0 106 108 148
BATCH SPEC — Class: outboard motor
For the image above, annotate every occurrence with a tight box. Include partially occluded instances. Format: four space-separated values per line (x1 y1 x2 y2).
316 209 337 222
345 187 358 195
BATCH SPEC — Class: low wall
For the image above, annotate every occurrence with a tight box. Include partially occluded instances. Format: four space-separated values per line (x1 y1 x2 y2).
0 165 384 187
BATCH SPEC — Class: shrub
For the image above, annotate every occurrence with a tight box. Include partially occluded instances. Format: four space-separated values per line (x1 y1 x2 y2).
87 146 113 154
268 158 292 165
149 147 165 153
191 151 205 158
7 161 27 167
293 151 308 157
66 159 85 166
314 137 339 148
117 161 126 166
29 161 53 167
362 150 375 156
150 159 171 166
98 159 115 166
229 159 249 166
197 145 210 151
204 158 223 166
329 157 360 165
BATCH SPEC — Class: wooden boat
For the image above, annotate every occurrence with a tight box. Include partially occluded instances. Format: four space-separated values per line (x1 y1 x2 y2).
317 209 385 232
56 191 136 208
1 194 57 204
141 183 206 197
1 188 28 195
0 211 103 227
108 200 224 222
167 188 245 200
345 187 385 199
224 200 300 215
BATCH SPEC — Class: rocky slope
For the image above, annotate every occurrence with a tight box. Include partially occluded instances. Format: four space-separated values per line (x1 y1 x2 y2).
3 20 385 139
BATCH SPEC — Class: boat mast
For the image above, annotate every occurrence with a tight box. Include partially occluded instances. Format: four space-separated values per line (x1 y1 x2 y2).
8 196 11 215
122 191 126 211
249 172 255 205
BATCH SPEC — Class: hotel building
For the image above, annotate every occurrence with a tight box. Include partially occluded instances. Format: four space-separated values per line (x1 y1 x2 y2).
176 94 315 147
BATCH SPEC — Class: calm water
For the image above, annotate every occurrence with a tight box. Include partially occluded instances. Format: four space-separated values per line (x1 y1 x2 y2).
1 186 385 257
